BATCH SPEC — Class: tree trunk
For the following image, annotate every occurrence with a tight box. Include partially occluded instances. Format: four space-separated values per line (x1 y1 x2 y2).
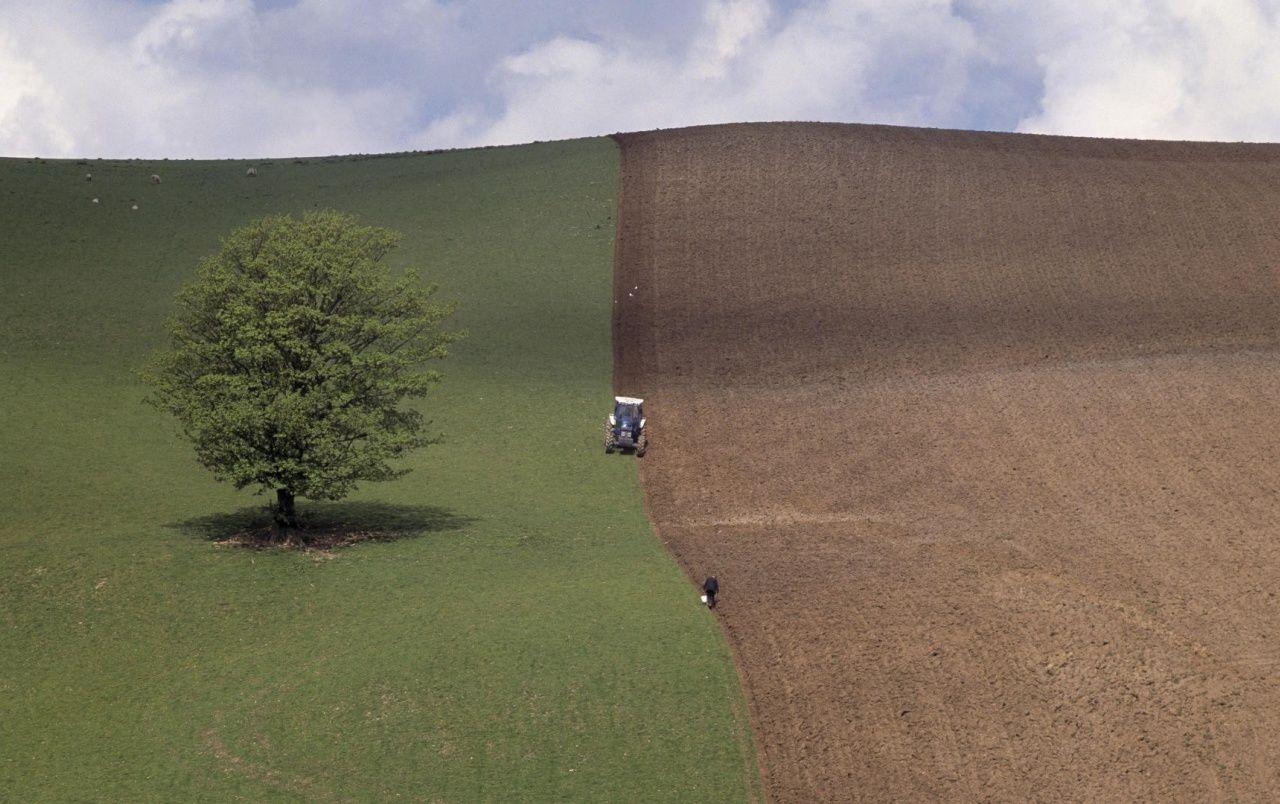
273 488 298 536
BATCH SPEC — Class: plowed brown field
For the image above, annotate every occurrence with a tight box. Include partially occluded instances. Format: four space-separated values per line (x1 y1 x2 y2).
612 123 1280 801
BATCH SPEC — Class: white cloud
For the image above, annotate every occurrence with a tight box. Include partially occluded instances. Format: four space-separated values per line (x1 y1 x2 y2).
505 37 605 78
0 31 74 155
131 0 256 66
0 0 452 157
3 0 1280 157
1014 0 1280 140
695 0 770 79
422 0 986 149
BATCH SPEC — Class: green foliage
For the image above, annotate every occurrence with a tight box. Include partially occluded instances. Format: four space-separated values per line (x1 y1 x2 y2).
0 142 759 802
142 212 462 508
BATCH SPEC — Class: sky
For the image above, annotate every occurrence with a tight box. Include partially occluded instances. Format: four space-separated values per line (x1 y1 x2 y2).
2 0 1280 158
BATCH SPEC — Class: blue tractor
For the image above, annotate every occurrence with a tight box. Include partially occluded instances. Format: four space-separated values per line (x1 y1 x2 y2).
605 396 648 456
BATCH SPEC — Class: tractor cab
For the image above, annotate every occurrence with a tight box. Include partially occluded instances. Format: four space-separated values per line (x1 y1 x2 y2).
605 396 647 456
613 399 643 427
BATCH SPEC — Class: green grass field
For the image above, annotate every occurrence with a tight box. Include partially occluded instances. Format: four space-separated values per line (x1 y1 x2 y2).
0 141 758 800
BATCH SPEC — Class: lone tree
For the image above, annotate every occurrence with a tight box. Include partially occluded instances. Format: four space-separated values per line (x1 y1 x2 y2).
143 211 462 536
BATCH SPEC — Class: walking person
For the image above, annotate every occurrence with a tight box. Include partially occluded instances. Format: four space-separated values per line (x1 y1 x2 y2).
703 576 719 609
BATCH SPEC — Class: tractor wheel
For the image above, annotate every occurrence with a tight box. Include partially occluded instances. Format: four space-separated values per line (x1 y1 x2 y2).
635 435 648 458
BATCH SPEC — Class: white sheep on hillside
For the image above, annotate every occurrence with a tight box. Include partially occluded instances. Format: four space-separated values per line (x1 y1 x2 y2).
149 174 161 184
245 166 258 177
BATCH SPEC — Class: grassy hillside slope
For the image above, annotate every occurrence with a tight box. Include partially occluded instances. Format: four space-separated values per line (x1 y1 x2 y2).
0 141 757 800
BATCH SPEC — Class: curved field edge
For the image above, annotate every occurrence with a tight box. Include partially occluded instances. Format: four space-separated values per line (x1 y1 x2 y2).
0 139 757 800
613 122 1280 801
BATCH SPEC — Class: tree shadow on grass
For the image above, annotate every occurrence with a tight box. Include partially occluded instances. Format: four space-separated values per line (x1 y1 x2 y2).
169 500 476 552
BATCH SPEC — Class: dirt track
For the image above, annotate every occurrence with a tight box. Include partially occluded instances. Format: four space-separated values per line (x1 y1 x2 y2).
612 123 1280 801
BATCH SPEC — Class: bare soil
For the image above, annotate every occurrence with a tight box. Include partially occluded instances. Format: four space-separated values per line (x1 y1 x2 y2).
211 524 398 552
612 122 1280 801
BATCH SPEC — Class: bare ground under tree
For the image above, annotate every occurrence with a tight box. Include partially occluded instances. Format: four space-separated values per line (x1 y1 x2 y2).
170 501 474 551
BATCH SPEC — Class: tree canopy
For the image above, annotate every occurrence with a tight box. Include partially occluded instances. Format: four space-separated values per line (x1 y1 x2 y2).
143 211 462 531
